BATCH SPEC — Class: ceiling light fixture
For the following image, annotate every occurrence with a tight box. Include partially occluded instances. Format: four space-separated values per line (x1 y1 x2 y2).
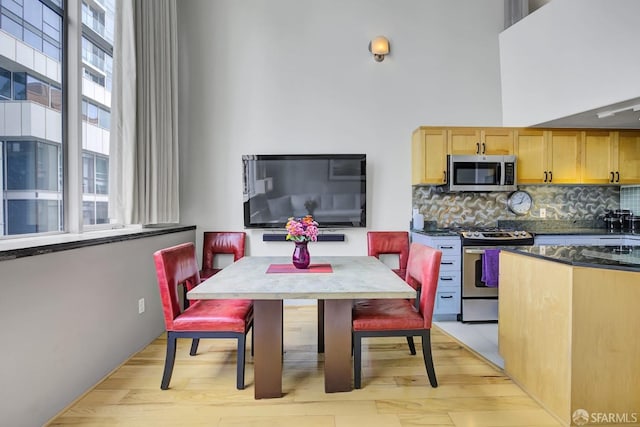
596 104 640 119
369 36 390 62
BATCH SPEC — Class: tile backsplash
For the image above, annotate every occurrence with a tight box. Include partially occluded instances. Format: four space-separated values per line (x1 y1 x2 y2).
621 185 640 215
412 185 622 228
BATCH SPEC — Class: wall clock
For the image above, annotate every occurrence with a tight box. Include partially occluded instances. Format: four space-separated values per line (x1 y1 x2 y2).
507 190 533 216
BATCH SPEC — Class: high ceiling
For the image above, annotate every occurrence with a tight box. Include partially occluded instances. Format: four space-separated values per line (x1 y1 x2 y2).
535 97 640 129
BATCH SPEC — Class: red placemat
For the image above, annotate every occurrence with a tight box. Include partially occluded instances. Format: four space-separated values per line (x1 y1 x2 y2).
266 263 333 273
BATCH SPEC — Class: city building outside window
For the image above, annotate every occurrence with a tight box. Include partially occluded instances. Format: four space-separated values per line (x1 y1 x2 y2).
0 0 116 236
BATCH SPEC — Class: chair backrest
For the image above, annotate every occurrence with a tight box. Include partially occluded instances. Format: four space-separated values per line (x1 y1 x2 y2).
405 242 442 329
367 231 410 280
202 232 246 270
153 242 201 329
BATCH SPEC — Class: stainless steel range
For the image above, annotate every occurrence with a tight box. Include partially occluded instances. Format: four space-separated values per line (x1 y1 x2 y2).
460 229 534 322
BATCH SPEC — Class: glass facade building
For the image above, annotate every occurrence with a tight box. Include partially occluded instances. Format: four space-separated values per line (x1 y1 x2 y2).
0 0 115 235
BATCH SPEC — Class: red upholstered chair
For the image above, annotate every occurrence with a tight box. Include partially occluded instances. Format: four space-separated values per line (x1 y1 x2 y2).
352 242 442 389
367 231 410 280
153 242 253 390
200 232 246 280
364 231 415 352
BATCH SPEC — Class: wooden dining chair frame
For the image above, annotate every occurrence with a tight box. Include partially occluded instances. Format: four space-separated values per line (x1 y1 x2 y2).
352 243 442 389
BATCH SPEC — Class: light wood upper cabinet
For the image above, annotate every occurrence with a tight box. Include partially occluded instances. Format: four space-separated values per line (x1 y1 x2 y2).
448 127 514 155
514 129 548 184
413 126 633 187
412 127 448 185
581 131 616 184
515 129 582 184
481 128 516 155
617 131 640 184
448 128 481 155
548 130 582 184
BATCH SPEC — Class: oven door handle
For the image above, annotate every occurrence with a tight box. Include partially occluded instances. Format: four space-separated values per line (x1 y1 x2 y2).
464 248 487 254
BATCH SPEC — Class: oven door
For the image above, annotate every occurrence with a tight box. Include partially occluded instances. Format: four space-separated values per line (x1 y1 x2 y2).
461 247 499 322
462 247 500 298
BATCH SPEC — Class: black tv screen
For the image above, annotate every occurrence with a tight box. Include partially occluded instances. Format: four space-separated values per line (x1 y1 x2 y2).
242 154 366 228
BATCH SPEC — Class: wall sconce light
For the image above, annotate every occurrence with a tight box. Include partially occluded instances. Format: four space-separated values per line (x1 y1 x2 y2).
369 36 390 62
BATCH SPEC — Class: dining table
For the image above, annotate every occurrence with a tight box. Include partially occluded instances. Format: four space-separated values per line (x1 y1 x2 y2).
187 255 416 399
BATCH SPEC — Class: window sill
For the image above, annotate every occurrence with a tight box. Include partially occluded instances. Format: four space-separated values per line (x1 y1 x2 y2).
0 225 196 261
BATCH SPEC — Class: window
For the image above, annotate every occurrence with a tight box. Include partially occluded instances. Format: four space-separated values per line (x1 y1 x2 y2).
96 156 108 194
82 153 94 193
6 141 36 190
0 67 10 99
26 75 49 107
1 0 62 61
13 72 26 100
1 0 116 237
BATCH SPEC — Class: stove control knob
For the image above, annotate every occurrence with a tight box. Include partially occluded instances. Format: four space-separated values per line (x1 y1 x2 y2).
473 231 480 237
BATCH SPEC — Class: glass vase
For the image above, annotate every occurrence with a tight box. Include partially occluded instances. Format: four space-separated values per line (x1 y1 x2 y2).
292 241 311 269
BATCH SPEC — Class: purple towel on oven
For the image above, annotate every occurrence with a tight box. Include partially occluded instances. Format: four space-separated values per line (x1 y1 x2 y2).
481 249 500 287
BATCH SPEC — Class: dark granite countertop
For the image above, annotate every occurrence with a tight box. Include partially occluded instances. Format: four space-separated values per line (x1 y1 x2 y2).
502 245 640 272
411 219 640 237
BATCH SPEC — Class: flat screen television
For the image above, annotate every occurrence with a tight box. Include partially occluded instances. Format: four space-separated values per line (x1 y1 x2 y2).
242 154 366 229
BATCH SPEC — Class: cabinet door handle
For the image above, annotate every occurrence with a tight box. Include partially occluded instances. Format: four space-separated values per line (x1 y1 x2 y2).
482 143 486 154
610 172 615 183
440 246 454 249
439 295 453 299
440 277 454 281
443 171 447 183
441 261 454 265
544 171 548 182
616 171 620 182
475 142 480 154
549 171 552 182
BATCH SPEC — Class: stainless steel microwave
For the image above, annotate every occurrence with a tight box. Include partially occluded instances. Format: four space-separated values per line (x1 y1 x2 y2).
446 155 517 192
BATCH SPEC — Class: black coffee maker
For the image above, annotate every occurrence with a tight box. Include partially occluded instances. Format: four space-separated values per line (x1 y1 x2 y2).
603 209 633 232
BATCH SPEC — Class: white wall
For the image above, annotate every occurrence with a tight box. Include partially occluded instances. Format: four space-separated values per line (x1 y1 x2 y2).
500 0 640 127
177 0 505 257
0 229 195 427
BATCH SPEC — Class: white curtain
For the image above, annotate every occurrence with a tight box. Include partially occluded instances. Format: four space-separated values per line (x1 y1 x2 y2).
109 0 179 225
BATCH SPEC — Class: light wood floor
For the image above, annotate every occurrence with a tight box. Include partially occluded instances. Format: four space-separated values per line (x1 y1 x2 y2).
48 305 562 427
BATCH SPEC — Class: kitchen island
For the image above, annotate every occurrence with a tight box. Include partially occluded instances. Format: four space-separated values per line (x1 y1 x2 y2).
498 245 640 426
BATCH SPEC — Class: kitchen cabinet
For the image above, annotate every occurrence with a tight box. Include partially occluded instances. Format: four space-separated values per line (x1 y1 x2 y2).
581 130 616 184
413 126 633 187
582 130 640 184
617 131 640 184
411 233 461 320
411 127 448 185
515 129 582 184
448 127 514 155
500 250 640 427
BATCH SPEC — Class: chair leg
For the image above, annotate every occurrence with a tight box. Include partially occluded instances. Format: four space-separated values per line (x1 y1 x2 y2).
189 338 200 356
236 334 246 390
421 330 438 387
161 332 178 390
353 333 363 389
406 337 416 355
250 324 254 357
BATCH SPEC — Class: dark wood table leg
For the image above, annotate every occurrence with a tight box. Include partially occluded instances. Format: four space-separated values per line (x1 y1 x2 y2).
323 299 352 393
253 299 283 399
317 299 324 353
